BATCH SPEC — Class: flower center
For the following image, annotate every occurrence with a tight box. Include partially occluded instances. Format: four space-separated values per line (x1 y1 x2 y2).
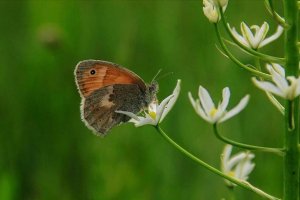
149 111 157 120
209 108 218 117
228 171 236 178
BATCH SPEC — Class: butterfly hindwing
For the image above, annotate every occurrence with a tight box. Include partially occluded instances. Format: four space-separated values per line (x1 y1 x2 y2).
81 84 145 135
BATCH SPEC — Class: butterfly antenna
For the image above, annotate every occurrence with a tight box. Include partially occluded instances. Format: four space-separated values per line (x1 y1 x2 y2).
151 69 162 83
156 72 174 81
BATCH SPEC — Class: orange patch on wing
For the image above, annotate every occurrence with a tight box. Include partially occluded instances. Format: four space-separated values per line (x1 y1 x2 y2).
75 61 146 98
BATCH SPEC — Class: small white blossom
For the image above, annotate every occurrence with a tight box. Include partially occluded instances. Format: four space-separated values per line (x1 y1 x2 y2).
253 63 300 100
203 0 220 23
188 86 249 124
116 80 181 127
228 22 283 49
221 145 255 187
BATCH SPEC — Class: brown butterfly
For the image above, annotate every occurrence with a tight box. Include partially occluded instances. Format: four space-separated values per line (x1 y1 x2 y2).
74 60 158 136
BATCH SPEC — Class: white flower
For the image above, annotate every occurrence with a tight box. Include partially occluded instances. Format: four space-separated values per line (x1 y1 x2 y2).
116 80 181 127
203 0 220 23
221 145 255 187
188 86 249 124
228 22 284 49
252 63 300 100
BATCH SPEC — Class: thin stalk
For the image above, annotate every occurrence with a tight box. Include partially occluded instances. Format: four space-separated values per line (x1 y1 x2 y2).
155 125 280 200
283 0 299 199
213 124 284 156
218 7 285 65
264 0 287 27
214 24 271 79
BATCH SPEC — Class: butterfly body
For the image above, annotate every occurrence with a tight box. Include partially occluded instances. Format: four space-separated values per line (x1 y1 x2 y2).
74 60 157 136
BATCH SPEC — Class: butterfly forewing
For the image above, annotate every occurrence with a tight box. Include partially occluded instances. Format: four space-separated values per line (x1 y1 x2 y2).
75 60 146 98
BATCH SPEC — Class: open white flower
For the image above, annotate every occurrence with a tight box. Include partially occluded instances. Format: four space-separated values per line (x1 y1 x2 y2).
252 63 300 100
188 86 249 124
228 22 283 49
221 145 255 187
116 80 181 127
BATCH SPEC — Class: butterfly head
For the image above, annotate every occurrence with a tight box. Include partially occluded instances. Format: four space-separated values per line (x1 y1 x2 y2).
145 81 159 105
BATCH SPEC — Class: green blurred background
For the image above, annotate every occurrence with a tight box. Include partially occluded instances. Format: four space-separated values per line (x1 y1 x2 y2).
0 0 284 199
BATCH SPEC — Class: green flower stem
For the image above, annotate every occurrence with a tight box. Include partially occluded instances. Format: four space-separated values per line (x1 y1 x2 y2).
213 124 284 156
218 7 285 65
283 0 300 199
155 125 280 200
214 24 271 79
264 0 287 27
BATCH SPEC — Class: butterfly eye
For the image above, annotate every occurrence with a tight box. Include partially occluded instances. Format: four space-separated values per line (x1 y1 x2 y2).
90 69 96 75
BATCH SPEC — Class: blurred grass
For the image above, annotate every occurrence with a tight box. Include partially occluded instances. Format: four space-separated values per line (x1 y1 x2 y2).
0 0 284 199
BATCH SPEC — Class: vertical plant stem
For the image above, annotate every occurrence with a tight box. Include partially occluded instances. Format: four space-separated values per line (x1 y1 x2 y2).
283 0 299 199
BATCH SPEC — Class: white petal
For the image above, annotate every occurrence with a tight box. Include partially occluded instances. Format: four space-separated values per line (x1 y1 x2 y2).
218 95 250 123
211 88 230 122
148 102 157 113
271 63 285 77
234 153 255 180
252 78 285 98
241 161 255 180
286 77 300 99
268 66 289 91
218 87 230 113
221 145 232 172
252 22 269 48
116 110 156 127
134 115 156 127
188 92 197 109
259 25 284 48
156 94 174 123
241 22 256 48
115 110 140 121
189 92 212 122
189 94 211 122
228 24 250 48
160 80 181 122
226 152 247 173
199 86 216 115
196 99 214 122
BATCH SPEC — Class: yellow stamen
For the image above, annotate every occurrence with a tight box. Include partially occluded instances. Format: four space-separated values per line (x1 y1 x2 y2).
210 108 218 117
149 111 156 120
228 171 235 178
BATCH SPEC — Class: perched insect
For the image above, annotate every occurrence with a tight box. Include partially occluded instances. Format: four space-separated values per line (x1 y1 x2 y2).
74 60 158 136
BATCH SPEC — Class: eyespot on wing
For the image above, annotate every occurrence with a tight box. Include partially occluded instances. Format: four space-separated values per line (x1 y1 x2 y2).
74 60 147 97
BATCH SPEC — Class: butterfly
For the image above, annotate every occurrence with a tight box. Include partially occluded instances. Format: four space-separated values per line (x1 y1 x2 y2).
74 60 158 136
